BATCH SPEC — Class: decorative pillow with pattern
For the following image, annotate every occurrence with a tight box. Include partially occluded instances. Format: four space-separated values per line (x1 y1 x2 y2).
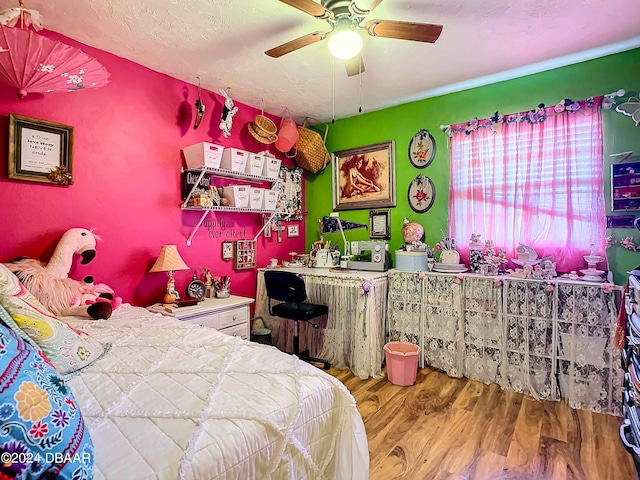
0 263 108 375
0 312 94 479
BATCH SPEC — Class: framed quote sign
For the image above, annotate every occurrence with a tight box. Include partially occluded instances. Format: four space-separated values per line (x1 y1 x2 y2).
8 114 74 185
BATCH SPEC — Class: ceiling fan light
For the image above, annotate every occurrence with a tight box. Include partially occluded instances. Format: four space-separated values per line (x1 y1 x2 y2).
328 29 363 60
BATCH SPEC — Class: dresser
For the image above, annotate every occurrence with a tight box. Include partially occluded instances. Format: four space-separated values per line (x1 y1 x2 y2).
149 296 254 339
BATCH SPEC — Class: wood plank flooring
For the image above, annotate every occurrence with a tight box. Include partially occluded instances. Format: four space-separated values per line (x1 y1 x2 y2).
328 366 637 480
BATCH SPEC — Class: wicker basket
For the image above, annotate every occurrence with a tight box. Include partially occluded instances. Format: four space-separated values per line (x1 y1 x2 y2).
248 122 277 144
254 114 277 136
293 118 330 173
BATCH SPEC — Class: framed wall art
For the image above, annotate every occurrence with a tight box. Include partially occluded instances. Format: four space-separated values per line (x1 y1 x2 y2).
8 114 74 185
332 140 396 211
287 224 300 237
408 174 435 213
369 210 390 239
408 129 436 168
221 241 234 261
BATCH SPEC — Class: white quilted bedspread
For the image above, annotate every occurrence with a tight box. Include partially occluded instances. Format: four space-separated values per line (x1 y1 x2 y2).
64 305 369 480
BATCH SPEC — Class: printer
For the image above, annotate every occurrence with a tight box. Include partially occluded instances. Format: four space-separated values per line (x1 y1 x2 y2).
347 241 389 272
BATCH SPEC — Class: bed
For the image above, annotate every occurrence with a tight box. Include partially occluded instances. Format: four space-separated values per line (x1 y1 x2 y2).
61 304 369 479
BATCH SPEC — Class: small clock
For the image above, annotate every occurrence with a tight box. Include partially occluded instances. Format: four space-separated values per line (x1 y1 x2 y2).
408 174 435 213
408 129 436 168
185 274 206 300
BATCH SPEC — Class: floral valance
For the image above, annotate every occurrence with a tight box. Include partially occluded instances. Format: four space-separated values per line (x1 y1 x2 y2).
441 95 604 137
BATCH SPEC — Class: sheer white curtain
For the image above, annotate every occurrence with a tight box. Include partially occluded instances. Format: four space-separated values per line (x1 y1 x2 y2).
449 103 606 273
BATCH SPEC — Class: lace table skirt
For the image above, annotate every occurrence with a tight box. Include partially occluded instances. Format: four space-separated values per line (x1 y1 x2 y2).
255 268 388 379
388 270 623 416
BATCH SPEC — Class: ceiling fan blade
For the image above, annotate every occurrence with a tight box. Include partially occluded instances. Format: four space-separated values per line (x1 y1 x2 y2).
265 31 328 58
365 19 443 43
350 0 384 16
345 55 365 77
278 0 333 19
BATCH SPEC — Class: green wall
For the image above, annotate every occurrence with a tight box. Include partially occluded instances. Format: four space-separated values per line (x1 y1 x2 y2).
305 47 640 285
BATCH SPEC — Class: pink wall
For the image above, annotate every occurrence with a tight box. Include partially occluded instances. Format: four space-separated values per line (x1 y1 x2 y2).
0 30 306 308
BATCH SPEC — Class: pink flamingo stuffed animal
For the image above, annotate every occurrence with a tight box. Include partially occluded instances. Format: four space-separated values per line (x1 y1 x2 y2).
5 228 122 319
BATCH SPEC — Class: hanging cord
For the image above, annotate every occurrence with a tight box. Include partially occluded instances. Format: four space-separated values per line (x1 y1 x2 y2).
332 56 336 125
196 76 202 97
19 0 24 29
358 54 362 114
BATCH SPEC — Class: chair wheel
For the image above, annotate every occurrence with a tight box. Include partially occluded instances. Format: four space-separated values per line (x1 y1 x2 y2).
323 363 331 370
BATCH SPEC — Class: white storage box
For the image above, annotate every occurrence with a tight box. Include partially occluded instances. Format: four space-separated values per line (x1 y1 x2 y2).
182 142 224 169
249 188 265 209
221 185 250 208
395 251 430 271
263 190 279 211
245 153 266 176
262 157 282 180
220 148 249 173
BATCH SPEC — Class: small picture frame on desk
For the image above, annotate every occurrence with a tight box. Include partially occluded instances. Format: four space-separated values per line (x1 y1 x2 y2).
369 210 390 239
287 224 299 238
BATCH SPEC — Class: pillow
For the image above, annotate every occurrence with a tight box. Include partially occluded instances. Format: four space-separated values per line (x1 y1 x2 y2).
0 311 94 479
0 263 108 375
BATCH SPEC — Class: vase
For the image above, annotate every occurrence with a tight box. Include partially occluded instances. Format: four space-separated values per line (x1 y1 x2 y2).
216 289 230 299
439 250 460 264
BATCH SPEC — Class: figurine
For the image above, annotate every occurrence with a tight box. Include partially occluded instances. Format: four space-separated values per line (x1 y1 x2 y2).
204 268 213 298
219 88 238 138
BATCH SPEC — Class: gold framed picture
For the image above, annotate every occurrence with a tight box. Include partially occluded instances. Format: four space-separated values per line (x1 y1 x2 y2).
8 114 74 185
332 140 396 211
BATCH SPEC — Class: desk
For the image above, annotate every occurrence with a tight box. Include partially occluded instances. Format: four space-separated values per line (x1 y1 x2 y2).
255 267 388 379
388 270 623 415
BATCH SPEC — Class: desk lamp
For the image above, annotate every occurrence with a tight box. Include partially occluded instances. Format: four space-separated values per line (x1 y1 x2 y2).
149 245 189 304
321 213 368 265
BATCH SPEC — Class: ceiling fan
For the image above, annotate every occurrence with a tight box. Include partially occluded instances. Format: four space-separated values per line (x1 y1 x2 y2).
265 0 443 77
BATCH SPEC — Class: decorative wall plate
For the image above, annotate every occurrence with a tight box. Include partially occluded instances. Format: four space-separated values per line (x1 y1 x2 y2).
408 129 436 168
408 174 435 213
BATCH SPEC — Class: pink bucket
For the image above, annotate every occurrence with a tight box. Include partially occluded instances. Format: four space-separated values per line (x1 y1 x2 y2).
275 112 299 153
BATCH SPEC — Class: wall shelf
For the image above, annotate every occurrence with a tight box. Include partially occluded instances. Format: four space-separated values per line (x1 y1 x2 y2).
181 166 279 246
181 166 277 184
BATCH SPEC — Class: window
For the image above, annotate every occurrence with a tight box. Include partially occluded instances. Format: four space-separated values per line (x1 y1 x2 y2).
448 101 605 273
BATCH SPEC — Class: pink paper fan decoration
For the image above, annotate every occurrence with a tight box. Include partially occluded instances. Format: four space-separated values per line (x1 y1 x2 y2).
0 24 110 99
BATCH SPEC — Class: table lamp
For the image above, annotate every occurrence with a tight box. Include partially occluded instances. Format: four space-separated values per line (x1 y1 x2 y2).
321 213 368 263
149 245 189 304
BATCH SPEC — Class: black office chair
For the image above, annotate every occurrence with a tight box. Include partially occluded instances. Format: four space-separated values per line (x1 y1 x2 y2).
264 270 331 370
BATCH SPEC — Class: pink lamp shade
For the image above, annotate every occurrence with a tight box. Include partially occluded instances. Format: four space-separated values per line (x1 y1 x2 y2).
0 24 111 99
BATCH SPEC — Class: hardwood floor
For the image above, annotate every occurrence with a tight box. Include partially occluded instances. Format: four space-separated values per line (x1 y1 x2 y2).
328 366 637 480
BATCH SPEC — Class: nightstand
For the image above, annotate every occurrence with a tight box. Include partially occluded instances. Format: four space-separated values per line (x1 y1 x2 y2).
148 295 254 339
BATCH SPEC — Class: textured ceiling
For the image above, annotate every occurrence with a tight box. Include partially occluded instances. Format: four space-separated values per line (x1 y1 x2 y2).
11 0 640 121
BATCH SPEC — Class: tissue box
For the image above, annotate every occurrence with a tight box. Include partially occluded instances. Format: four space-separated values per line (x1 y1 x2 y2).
395 251 430 271
182 142 224 169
